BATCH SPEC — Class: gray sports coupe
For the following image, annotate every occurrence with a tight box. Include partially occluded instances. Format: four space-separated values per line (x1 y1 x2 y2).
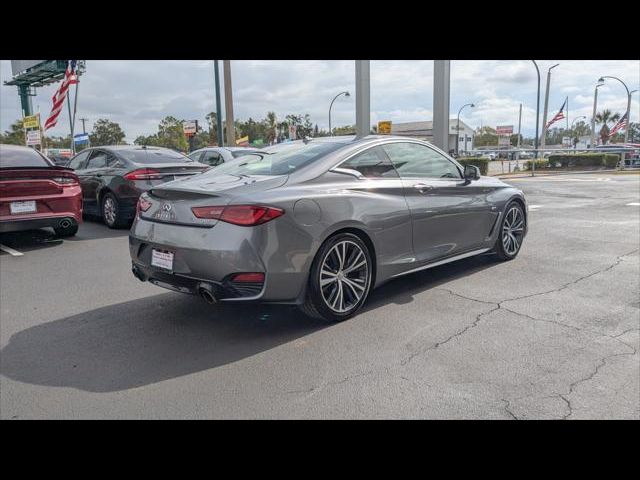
129 135 527 322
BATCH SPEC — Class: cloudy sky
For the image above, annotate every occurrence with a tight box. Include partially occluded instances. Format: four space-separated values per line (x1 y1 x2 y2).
1 60 638 143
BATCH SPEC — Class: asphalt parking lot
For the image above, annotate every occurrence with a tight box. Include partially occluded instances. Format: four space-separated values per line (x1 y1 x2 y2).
1 173 638 419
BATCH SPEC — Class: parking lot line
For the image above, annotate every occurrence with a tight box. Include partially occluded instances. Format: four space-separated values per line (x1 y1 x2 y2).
0 244 24 257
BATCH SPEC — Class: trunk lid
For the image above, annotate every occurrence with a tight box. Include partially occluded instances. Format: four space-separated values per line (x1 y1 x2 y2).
0 167 77 198
141 173 287 227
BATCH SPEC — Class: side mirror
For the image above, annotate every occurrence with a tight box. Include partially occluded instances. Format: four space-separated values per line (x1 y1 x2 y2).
463 164 480 181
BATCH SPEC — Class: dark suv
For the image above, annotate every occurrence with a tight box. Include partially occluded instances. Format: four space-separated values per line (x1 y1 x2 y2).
67 146 208 228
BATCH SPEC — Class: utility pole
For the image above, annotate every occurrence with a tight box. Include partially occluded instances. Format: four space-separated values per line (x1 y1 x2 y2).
79 117 88 133
540 63 559 154
516 103 522 161
433 60 451 153
214 60 223 147
591 82 603 148
223 60 235 146
355 61 370 139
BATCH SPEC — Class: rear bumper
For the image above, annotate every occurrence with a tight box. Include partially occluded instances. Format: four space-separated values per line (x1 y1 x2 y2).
0 214 79 233
128 216 312 303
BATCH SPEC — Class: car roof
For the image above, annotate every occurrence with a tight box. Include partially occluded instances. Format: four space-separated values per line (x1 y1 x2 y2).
1 144 38 152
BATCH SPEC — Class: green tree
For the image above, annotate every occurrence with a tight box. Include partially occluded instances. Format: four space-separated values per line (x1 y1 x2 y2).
1 119 26 145
595 109 621 145
205 112 221 145
473 126 498 147
156 116 188 151
89 119 126 146
626 122 638 143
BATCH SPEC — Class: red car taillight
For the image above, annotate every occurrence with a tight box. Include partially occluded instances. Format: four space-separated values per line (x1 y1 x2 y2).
231 272 265 283
136 196 152 215
52 176 79 186
191 205 284 226
124 168 162 180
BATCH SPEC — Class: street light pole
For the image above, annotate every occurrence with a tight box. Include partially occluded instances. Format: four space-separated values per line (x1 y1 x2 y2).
540 63 560 155
599 76 632 144
455 103 474 156
214 60 223 146
531 61 541 176
329 91 350 136
591 81 604 148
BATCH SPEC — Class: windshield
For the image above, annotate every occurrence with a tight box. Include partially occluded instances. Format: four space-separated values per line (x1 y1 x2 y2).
211 142 345 176
118 148 192 164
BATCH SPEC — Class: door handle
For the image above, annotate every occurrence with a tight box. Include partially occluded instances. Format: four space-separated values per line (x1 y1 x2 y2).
96 173 103 177
413 183 433 193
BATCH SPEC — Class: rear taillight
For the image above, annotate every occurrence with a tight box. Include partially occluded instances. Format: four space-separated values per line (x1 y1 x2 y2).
191 205 284 226
124 168 162 180
52 176 79 186
136 196 152 215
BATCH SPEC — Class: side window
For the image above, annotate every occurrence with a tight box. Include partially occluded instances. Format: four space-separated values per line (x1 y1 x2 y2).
201 150 223 166
188 151 202 162
86 151 109 169
339 146 398 178
68 150 91 170
382 142 461 179
106 154 124 168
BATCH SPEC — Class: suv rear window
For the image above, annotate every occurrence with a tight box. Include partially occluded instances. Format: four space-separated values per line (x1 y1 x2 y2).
0 146 52 168
118 149 191 164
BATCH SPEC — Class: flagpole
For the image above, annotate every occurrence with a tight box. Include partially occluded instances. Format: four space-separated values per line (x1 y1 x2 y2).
66 93 74 154
72 80 80 153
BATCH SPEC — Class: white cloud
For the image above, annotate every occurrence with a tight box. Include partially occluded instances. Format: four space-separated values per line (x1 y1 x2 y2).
1 59 638 143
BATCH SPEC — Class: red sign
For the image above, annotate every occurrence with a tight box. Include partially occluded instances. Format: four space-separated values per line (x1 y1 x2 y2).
496 125 513 135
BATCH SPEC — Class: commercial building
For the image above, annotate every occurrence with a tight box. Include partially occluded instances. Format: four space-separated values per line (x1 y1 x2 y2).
391 119 475 155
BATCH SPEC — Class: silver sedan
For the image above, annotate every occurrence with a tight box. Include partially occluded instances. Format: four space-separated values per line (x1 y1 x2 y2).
130 136 528 322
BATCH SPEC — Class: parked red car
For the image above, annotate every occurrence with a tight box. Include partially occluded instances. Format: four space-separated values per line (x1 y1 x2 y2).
0 144 82 237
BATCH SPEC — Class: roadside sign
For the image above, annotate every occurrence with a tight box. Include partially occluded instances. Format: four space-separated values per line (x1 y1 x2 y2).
183 120 197 136
378 120 392 135
74 133 90 144
44 148 72 157
288 125 297 140
26 130 41 146
23 114 40 129
496 125 513 135
236 135 249 147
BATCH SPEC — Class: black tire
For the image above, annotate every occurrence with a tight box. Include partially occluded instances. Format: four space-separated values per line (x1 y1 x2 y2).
300 232 373 322
494 201 526 261
101 192 129 229
54 223 78 237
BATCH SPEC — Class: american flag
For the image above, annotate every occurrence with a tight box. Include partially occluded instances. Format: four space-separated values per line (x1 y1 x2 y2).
44 60 79 131
545 98 567 129
608 112 628 137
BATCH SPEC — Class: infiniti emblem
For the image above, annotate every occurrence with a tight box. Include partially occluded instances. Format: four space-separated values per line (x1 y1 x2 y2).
162 203 172 212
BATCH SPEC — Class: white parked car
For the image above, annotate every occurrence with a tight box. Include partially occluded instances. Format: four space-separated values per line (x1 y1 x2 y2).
188 146 267 167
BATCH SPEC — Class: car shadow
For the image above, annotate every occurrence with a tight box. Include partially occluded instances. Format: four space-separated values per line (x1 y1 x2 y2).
0 229 64 253
0 253 499 393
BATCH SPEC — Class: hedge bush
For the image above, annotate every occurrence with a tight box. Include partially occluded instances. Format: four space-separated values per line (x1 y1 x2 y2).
457 157 489 175
604 154 621 168
524 159 549 171
548 153 620 168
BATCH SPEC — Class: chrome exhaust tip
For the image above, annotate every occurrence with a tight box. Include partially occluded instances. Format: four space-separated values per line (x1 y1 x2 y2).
59 218 73 229
131 265 146 282
197 282 217 304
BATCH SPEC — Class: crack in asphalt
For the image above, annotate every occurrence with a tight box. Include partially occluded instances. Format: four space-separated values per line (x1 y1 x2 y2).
501 399 519 420
284 249 639 417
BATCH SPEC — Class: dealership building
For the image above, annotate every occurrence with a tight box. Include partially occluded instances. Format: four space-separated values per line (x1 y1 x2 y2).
391 119 475 155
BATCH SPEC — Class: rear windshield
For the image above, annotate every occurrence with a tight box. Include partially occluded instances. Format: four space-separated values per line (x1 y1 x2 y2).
212 142 345 176
0 146 52 168
230 149 264 158
117 149 191 164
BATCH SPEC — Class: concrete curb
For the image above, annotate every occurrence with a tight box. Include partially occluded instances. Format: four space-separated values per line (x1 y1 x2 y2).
492 169 639 180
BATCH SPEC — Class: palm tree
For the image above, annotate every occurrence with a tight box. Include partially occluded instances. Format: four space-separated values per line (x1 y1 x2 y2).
265 111 277 144
595 109 621 145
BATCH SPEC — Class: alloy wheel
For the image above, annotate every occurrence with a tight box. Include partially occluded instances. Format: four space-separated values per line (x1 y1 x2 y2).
502 206 525 256
319 240 369 313
103 196 117 226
